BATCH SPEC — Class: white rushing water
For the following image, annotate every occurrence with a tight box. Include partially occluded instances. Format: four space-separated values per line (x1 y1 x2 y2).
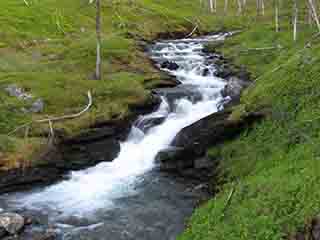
10 33 230 217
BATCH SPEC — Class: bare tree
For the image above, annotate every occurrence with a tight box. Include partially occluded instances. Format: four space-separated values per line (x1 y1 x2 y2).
293 0 298 41
89 0 102 80
209 0 214 12
224 0 228 14
275 0 280 32
256 0 265 16
308 0 320 32
237 0 243 15
308 0 313 25
95 0 102 80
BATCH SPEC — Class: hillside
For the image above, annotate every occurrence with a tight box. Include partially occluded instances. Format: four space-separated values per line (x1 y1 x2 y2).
180 1 320 240
1 0 320 239
0 0 222 169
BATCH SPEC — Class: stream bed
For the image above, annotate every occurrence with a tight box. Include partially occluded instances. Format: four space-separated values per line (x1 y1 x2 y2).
0 33 231 240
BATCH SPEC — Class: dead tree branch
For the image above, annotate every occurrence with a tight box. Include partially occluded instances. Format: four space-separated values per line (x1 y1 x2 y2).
8 91 93 137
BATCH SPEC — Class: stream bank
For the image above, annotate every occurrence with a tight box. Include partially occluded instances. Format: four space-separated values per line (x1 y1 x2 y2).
0 33 256 240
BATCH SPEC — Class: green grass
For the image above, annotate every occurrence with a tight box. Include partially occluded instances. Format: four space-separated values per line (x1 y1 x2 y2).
0 0 230 167
3 0 320 238
179 1 320 239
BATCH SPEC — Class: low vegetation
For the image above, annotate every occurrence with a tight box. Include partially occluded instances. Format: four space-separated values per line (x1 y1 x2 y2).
180 1 320 239
2 0 320 238
0 0 222 168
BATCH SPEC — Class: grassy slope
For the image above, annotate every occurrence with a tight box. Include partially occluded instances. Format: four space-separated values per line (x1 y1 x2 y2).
0 0 226 169
180 1 320 239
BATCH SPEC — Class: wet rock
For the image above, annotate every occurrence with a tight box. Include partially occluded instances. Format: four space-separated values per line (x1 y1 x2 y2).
135 117 166 133
215 64 233 79
0 227 7 238
59 138 120 170
222 76 250 100
128 95 162 116
156 147 194 171
0 166 62 194
0 213 25 235
235 68 251 82
202 68 210 76
158 109 266 178
153 85 202 110
156 147 214 180
160 61 179 71
29 99 44 113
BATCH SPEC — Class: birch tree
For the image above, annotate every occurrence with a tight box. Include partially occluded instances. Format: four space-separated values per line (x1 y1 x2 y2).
293 0 298 41
90 0 102 80
237 0 243 15
209 0 216 13
224 0 228 14
275 0 280 32
308 0 320 32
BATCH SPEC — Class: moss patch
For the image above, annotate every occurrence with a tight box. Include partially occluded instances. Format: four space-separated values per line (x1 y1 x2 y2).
179 0 320 239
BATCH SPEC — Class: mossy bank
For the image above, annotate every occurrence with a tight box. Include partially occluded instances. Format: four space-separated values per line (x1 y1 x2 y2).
0 0 227 170
179 0 320 239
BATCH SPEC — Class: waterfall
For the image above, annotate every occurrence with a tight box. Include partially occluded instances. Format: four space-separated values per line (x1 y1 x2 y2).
7 33 230 218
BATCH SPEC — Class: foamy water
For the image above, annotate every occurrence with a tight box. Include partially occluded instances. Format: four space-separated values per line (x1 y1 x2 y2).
7 33 230 217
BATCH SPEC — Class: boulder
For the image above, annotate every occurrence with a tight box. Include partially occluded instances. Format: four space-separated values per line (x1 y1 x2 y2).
153 85 202 110
4 84 32 100
157 109 266 178
29 98 45 113
160 61 179 71
155 147 216 180
215 64 233 79
59 133 121 171
171 109 232 148
156 147 194 171
0 213 25 235
135 117 166 133
0 227 7 238
221 77 250 99
202 68 211 77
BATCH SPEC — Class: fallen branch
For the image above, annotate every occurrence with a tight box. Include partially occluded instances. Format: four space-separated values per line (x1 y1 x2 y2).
185 25 198 38
240 44 283 52
23 0 29 6
221 187 236 216
36 91 92 124
8 91 92 136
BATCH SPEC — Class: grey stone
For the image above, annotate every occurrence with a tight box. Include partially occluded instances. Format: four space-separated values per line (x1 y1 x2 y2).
4 84 33 100
29 98 44 113
222 76 250 99
0 213 25 235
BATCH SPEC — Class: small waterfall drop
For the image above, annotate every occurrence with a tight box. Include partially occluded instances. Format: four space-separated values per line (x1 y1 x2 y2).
4 33 231 219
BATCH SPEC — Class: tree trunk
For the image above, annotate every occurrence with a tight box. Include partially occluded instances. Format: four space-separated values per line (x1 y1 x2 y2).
224 0 228 14
209 0 214 13
95 0 102 80
308 0 320 32
261 0 265 16
293 0 298 41
237 0 243 15
275 0 279 32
